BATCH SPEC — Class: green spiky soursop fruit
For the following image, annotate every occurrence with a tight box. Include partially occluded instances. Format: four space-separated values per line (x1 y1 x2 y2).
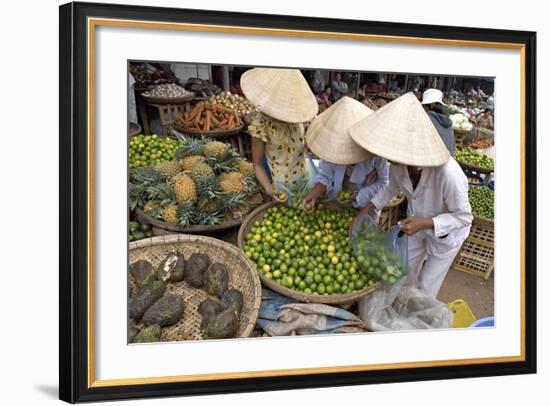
130 260 157 288
132 324 161 343
203 263 229 298
198 298 223 330
221 289 243 316
204 307 239 339
142 294 185 327
157 252 185 282
129 280 166 320
184 253 210 288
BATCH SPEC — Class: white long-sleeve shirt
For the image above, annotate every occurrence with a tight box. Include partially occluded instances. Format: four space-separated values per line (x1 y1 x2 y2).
313 157 389 208
371 158 472 254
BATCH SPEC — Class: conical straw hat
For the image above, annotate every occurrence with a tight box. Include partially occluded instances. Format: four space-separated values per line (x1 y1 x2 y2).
349 92 450 167
306 96 374 165
241 68 318 123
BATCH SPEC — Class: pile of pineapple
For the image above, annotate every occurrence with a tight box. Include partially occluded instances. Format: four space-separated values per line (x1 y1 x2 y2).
129 135 263 228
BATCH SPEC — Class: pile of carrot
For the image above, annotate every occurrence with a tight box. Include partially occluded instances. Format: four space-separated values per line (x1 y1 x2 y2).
175 102 243 132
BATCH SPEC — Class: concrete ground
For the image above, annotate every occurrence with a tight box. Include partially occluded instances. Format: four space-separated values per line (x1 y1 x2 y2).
438 268 494 318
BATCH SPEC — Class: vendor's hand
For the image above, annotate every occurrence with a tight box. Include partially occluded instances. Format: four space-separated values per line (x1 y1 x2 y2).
349 202 376 235
272 190 288 203
301 195 316 213
399 216 434 236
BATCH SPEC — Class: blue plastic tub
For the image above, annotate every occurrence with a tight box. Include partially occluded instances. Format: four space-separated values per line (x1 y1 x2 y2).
470 316 495 327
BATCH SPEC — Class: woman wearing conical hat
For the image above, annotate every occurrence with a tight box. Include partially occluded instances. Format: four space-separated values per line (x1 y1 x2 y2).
241 68 318 202
301 96 389 213
349 92 473 298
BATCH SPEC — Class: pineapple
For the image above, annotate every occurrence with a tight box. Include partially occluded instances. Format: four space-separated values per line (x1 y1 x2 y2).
154 160 182 179
237 159 254 177
175 201 196 227
247 193 263 208
190 161 215 181
239 193 264 215
203 141 227 158
143 200 160 213
162 204 178 224
219 172 246 194
173 173 197 202
198 198 221 213
174 135 205 160
181 155 204 171
130 167 164 184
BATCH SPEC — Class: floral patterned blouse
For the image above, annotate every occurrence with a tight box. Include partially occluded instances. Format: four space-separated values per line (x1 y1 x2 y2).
247 112 310 190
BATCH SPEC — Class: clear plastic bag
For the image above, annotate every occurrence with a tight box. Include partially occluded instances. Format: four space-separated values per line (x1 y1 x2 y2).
351 214 408 285
275 175 312 208
358 278 454 331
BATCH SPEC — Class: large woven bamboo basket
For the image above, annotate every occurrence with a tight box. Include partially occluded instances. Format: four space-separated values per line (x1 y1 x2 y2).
136 208 244 235
456 159 494 175
173 124 244 138
129 234 262 341
237 202 381 304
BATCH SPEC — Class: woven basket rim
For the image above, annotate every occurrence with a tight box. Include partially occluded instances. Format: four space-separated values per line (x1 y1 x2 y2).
457 159 494 174
136 208 243 234
473 214 494 227
142 93 195 105
173 124 244 138
237 201 382 304
129 234 262 338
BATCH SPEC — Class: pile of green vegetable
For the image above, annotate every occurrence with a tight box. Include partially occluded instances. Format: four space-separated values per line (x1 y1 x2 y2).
468 185 494 219
129 220 153 242
244 205 376 296
352 224 406 285
456 148 494 170
129 134 179 169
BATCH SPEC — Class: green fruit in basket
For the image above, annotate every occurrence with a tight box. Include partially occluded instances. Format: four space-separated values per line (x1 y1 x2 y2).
145 230 153 238
133 231 146 240
456 148 494 169
140 223 151 232
129 134 179 169
468 185 494 219
129 221 140 233
244 205 366 295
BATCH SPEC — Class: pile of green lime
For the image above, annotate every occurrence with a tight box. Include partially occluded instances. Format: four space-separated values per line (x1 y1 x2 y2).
129 134 179 169
352 226 405 285
129 220 153 242
468 185 494 219
456 148 494 170
244 205 376 296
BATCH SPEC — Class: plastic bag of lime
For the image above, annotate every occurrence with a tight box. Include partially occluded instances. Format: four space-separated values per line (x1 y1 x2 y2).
352 214 408 285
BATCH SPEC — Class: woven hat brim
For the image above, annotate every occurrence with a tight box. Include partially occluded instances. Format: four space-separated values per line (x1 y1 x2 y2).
349 92 450 167
241 68 318 123
305 97 373 165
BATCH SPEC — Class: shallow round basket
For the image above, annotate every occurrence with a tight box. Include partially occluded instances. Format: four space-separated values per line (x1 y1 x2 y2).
457 160 494 174
136 208 244 235
173 124 244 138
129 234 262 340
237 202 382 304
142 93 195 105
453 128 472 136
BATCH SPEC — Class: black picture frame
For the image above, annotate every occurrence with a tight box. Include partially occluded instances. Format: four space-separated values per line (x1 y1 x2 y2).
59 1 537 403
